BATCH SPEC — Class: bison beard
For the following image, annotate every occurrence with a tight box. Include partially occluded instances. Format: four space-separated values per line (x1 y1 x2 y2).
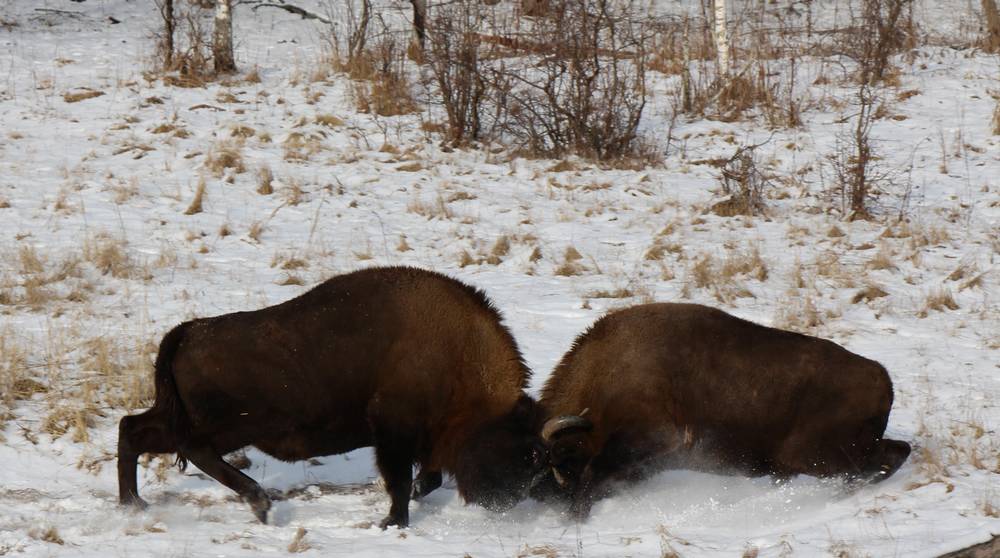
117 266 546 527
534 303 912 519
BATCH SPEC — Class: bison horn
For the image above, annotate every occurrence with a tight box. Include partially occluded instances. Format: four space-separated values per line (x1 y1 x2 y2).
541 415 592 442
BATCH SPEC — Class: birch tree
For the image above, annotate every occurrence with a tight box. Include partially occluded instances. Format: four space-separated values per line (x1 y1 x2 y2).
213 0 236 73
713 0 729 76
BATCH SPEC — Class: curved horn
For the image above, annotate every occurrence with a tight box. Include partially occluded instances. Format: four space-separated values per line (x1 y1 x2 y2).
541 415 592 442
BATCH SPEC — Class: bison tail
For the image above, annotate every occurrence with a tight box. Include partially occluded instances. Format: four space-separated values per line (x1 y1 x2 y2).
152 323 193 472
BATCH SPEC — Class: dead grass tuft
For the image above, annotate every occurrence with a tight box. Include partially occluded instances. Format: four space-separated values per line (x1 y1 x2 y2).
918 288 959 317
852 284 889 304
315 114 345 128
257 165 274 195
288 527 312 553
184 177 206 215
396 235 412 252
720 245 768 282
83 234 133 278
866 243 898 271
554 246 586 276
774 290 826 333
63 89 104 103
204 141 245 177
28 526 64 545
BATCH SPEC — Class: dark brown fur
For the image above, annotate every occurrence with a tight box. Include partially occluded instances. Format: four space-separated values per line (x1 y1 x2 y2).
118 267 545 527
536 303 911 518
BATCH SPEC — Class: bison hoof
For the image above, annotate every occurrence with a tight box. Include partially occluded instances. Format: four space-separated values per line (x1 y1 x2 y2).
247 492 272 524
120 494 149 511
379 514 409 530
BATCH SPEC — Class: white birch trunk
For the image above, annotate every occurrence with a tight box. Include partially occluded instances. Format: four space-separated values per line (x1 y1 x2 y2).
213 0 236 74
713 0 729 76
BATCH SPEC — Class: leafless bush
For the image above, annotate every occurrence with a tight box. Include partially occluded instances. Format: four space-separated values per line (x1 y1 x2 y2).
424 1 492 146
500 0 649 160
351 27 418 116
711 142 772 217
831 83 889 219
839 0 915 86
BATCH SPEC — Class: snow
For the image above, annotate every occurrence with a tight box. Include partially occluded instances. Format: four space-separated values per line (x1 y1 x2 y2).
0 0 998 556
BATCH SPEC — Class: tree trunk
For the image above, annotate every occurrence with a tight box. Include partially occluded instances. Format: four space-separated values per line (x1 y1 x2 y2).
983 0 1000 52
713 0 729 75
213 0 236 74
159 0 175 69
410 0 427 51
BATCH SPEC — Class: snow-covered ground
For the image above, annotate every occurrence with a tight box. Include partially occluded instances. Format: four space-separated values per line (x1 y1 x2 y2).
0 1 997 556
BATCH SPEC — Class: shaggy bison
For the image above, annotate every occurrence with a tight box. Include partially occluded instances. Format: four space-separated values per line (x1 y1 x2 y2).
118 267 546 527
536 303 911 518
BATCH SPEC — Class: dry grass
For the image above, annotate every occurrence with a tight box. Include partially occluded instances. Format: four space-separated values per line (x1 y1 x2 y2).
720 245 768 282
852 284 889 304
204 141 245 177
63 89 104 103
28 526 64 545
83 234 134 278
184 177 206 215
866 243 898 271
407 194 453 220
918 287 959 317
315 114 345 128
257 165 274 195
486 235 511 265
248 221 265 243
288 527 312 553
993 98 1000 135
774 289 835 333
690 253 715 289
283 132 324 162
554 246 586 276
396 235 412 252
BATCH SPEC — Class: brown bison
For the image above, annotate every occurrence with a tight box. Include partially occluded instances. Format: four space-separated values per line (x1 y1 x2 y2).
535 303 911 518
118 266 547 527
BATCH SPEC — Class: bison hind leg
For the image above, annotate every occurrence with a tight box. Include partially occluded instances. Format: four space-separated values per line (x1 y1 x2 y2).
180 443 272 523
862 439 911 482
118 410 178 509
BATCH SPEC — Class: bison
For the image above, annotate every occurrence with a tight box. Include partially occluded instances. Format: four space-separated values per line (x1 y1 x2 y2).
535 303 911 518
118 266 547 527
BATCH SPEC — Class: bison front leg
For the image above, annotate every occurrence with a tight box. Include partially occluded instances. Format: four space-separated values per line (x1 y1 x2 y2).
373 436 416 528
412 469 442 500
180 443 271 523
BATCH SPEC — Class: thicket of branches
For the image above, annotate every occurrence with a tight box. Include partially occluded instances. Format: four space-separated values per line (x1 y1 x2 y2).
150 0 1000 217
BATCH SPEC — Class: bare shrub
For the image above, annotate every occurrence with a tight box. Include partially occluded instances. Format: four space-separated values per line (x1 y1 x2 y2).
351 27 418 117
501 0 649 160
711 142 772 217
831 83 888 220
839 0 916 86
424 0 490 146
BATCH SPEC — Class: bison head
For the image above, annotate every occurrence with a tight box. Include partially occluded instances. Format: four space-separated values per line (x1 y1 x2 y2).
528 414 593 502
454 395 548 512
